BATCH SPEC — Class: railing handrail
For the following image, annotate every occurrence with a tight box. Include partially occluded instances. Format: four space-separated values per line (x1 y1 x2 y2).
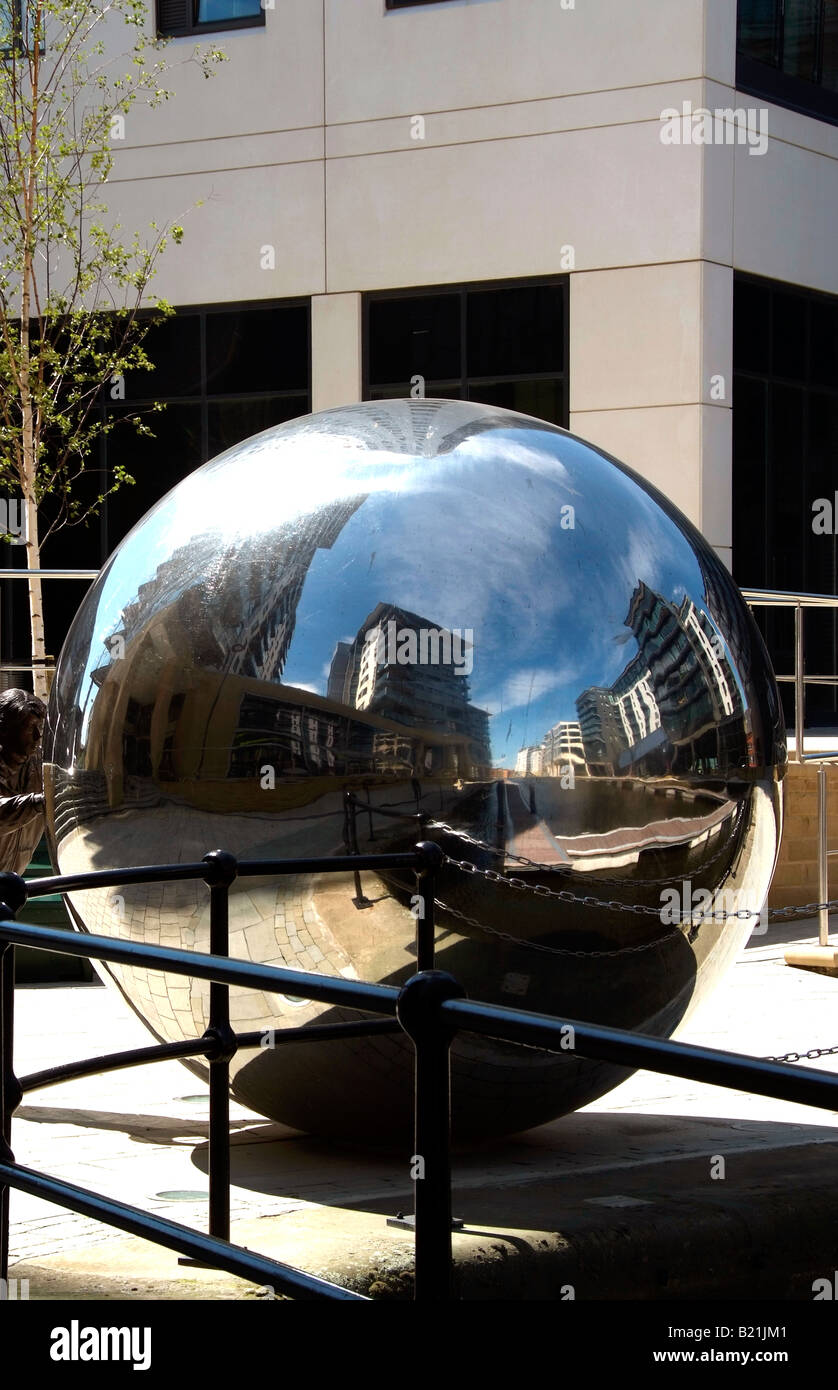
741 587 838 608
743 587 838 952
3 846 838 1301
2 911 835 1109
0 569 99 578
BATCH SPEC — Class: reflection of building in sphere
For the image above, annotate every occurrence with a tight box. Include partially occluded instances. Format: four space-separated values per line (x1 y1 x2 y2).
576 581 749 779
44 399 784 1143
515 744 543 776
576 687 625 778
329 602 491 775
111 498 365 686
541 721 587 778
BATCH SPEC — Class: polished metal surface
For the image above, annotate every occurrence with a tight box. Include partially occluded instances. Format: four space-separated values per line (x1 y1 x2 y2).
44 399 786 1141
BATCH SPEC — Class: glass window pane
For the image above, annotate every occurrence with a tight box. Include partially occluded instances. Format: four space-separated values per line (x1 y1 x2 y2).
126 315 202 399
368 295 460 387
771 291 808 381
467 285 564 377
0 1 43 53
41 468 108 654
467 378 563 425
207 396 308 457
808 391 838 499
368 385 462 400
0 1 17 47
823 0 838 90
737 0 781 66
769 385 806 588
205 305 308 395
733 279 771 373
783 0 820 82
732 374 767 585
105 404 203 548
197 0 262 20
810 295 838 387
805 392 838 723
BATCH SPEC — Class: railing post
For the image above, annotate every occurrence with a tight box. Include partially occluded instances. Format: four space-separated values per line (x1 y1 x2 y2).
0 942 14 1287
396 970 465 1302
0 873 30 1287
414 841 444 972
818 763 829 948
496 779 505 830
343 791 371 907
201 851 238 1243
362 782 375 843
795 601 805 762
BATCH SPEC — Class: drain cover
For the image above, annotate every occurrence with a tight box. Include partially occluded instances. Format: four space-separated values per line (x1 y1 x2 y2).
154 1190 208 1201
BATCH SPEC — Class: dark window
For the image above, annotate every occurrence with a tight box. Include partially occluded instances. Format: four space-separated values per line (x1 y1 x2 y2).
364 278 568 427
733 274 838 725
9 298 310 673
1 0 44 55
157 0 264 38
100 300 309 551
385 2 446 8
126 315 203 398
737 0 838 122
368 295 460 385
205 304 308 394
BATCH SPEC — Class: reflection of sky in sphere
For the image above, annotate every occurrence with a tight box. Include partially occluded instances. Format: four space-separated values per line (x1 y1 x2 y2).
277 428 704 765
72 411 707 766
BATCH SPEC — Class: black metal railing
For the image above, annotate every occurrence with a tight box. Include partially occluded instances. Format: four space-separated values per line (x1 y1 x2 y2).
2 843 838 1301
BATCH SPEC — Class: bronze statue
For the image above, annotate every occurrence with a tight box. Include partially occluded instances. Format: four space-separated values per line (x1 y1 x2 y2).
0 689 46 874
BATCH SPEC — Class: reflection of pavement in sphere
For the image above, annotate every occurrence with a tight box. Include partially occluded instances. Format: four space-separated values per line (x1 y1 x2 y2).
45 399 785 1142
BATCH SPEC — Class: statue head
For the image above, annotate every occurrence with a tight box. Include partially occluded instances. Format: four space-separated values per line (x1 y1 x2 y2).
0 689 46 763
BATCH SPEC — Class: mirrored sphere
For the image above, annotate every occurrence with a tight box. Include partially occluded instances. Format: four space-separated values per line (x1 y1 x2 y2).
44 399 786 1142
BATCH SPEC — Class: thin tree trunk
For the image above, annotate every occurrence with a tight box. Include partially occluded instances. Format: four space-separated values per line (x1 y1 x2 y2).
20 33 47 702
24 492 48 699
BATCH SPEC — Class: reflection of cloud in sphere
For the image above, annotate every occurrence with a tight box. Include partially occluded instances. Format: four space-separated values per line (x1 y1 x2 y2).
44 399 785 1143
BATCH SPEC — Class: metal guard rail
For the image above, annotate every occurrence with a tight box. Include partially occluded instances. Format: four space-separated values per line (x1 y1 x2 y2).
742 587 838 951
3 846 838 1302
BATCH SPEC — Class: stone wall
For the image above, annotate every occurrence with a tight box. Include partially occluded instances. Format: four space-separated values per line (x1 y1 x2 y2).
769 763 838 909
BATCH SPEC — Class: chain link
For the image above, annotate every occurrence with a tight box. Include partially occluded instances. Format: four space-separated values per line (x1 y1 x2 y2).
434 898 838 1062
431 831 838 925
433 897 681 957
441 851 762 922
416 817 838 1056
765 899 838 921
420 823 838 1061
763 1044 838 1064
426 814 742 887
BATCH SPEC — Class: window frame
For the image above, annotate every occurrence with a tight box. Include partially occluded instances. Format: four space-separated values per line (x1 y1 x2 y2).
736 0 838 127
1 0 44 57
732 270 838 724
156 0 266 39
363 275 570 427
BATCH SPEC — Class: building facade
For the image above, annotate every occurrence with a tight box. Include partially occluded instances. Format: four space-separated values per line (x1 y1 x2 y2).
4 0 837 724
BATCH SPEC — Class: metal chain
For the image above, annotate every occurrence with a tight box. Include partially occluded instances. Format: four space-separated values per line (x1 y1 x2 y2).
441 852 762 921
434 897 838 1060
433 897 683 957
435 841 838 925
426 815 742 887
766 899 838 921
422 827 838 1063
763 1044 838 1064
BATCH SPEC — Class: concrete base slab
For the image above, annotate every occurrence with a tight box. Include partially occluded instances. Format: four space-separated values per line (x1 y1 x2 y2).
10 1135 838 1300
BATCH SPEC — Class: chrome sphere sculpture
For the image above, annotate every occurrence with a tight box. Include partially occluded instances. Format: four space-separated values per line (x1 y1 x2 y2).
44 399 785 1142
